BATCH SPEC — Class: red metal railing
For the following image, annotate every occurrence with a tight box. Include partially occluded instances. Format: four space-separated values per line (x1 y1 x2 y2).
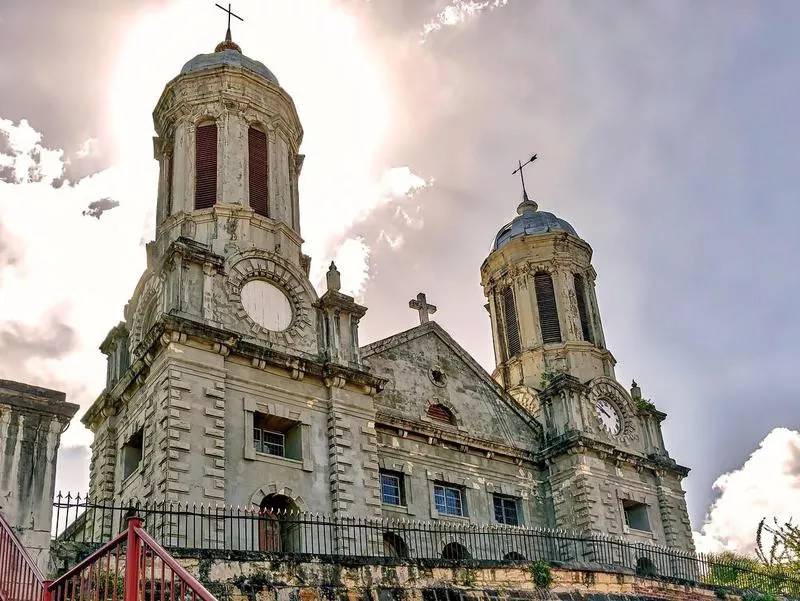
48 517 216 601
0 511 46 601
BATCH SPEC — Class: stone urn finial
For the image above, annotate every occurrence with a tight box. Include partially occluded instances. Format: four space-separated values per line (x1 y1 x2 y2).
326 262 341 292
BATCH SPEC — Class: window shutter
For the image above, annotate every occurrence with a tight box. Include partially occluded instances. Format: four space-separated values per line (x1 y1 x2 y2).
166 152 174 217
248 127 269 217
573 273 594 343
502 287 521 357
427 404 455 425
194 123 217 210
534 272 562 343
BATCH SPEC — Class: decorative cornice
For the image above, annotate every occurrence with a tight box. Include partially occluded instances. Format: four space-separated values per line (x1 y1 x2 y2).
375 411 534 463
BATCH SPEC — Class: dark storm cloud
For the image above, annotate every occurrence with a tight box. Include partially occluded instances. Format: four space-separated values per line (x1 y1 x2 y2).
82 197 120 219
0 319 77 361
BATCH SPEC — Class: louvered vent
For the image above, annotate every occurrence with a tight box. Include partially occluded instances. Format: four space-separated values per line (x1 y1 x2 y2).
534 272 562 343
428 404 455 425
502 287 521 357
248 127 269 217
573 273 594 343
166 153 174 217
195 123 217 210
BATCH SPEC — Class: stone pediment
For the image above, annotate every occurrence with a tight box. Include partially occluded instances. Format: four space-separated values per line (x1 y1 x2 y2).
362 321 543 445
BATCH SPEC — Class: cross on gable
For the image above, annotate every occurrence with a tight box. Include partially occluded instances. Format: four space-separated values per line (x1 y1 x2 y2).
409 292 437 325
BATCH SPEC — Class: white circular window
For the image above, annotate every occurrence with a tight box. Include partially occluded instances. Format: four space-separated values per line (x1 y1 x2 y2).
240 280 293 331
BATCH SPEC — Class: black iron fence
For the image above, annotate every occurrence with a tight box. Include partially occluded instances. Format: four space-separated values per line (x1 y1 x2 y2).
52 493 799 596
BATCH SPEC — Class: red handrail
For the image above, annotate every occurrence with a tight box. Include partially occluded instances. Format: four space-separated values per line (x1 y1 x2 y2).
133 528 216 601
47 517 217 601
0 511 45 601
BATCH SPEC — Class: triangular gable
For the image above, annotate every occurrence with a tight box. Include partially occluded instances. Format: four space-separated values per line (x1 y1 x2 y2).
362 321 542 441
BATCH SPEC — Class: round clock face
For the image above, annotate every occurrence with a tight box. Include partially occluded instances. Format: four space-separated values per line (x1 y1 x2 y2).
240 280 293 331
595 398 622 435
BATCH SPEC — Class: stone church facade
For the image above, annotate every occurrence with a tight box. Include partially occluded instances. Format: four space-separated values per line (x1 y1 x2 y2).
81 32 694 553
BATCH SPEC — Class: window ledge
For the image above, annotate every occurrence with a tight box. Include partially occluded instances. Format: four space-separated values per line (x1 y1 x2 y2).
434 513 470 522
624 525 655 538
253 451 307 470
119 467 143 491
382 504 411 515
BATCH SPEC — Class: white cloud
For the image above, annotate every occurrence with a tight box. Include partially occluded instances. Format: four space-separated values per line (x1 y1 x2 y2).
0 116 154 449
693 428 800 555
378 230 404 250
421 0 510 39
76 137 100 159
0 118 65 184
332 237 371 299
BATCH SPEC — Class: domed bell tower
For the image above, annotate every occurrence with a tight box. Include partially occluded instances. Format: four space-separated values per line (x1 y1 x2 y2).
481 193 616 407
152 29 304 265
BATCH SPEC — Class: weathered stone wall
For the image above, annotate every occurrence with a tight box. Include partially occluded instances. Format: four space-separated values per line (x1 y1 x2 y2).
0 380 78 573
176 558 733 601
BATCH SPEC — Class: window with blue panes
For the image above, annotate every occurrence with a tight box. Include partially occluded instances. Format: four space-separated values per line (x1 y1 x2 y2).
434 484 465 517
492 495 520 526
380 471 405 506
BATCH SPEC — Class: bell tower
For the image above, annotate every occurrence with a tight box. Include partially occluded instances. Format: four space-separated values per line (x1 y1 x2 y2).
481 194 616 403
152 30 304 261
480 166 694 550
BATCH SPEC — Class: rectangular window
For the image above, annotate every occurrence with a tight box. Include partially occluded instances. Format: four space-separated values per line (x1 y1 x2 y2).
534 272 562 343
380 471 405 506
434 484 465 517
623 500 651 532
121 428 144 481
248 127 269 217
502 287 521 357
253 413 301 460
195 123 217 210
253 429 285 457
573 273 594 344
493 495 520 526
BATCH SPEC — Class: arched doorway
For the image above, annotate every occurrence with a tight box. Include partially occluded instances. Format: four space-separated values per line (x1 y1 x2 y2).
258 494 298 553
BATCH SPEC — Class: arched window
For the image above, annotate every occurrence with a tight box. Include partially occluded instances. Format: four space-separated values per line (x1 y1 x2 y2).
248 126 269 217
165 150 174 217
502 287 521 357
427 403 455 425
573 273 593 343
383 532 409 559
534 272 561 344
194 122 217 210
636 557 657 577
441 542 471 560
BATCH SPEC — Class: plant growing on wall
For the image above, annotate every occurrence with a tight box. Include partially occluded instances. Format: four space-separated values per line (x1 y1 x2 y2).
529 560 554 589
634 397 656 412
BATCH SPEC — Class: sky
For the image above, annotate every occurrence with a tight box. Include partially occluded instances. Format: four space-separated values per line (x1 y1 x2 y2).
0 0 798 557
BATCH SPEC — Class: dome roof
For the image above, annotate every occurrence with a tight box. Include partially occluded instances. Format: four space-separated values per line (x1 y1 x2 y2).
492 197 578 251
180 48 279 86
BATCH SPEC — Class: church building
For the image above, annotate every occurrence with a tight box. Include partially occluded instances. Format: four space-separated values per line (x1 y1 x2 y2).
81 28 695 553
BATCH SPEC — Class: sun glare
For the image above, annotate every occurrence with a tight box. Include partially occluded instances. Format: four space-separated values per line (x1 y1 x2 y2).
108 0 391 287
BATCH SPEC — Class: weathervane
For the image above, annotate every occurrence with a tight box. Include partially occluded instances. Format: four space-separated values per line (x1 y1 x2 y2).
215 2 244 38
512 153 538 202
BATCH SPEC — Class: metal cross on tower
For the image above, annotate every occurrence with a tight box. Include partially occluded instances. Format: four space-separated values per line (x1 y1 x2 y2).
512 153 538 202
215 2 244 36
409 292 437 325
